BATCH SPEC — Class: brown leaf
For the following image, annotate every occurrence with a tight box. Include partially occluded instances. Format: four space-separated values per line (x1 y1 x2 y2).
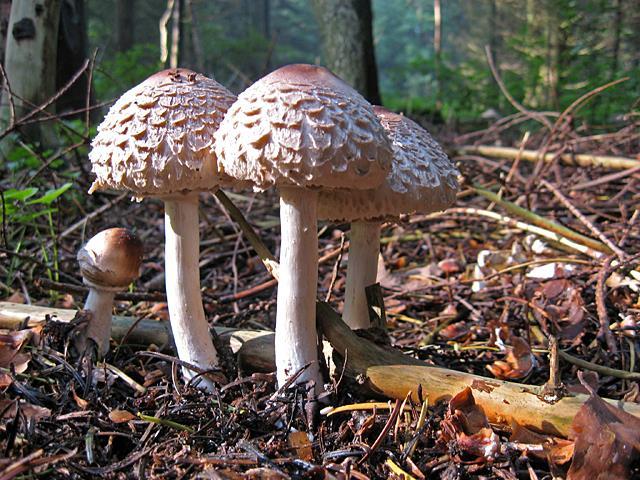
0 328 33 369
487 336 534 380
439 322 470 340
439 387 500 460
510 423 574 466
109 409 136 423
568 391 640 479
530 279 586 346
288 431 313 461
0 400 51 421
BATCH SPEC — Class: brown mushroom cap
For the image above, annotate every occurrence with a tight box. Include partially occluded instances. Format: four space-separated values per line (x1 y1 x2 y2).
78 228 144 289
317 107 460 222
214 64 393 191
89 69 237 197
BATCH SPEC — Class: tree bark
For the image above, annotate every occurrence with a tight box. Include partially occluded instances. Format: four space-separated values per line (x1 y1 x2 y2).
0 0 62 154
115 0 135 53
0 0 12 65
56 0 90 120
311 0 381 103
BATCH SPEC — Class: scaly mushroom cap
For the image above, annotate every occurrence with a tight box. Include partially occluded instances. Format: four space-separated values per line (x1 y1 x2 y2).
214 64 393 191
89 69 237 197
317 107 460 221
78 228 144 289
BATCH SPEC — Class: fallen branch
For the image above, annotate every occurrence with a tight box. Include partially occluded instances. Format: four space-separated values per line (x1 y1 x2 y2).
315 301 640 438
457 145 640 170
5 301 640 438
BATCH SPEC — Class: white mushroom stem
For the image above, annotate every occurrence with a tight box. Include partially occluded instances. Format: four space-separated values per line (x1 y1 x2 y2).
81 287 116 356
164 193 218 391
276 186 323 394
343 220 381 330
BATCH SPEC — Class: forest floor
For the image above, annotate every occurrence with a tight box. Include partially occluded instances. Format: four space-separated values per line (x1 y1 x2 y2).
1 104 639 479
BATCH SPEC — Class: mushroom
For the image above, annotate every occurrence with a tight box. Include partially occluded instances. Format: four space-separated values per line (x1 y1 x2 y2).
76 228 143 356
88 69 237 390
318 107 460 329
214 64 393 393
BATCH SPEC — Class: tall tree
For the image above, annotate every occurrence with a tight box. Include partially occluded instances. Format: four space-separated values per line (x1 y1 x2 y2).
56 0 90 119
115 0 135 52
0 0 62 153
0 0 12 66
311 0 381 103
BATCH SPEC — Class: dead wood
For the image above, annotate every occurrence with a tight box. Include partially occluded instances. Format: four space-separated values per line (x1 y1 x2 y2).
4 301 640 438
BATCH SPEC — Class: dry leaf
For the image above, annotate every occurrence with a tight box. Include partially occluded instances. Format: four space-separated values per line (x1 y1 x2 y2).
0 399 51 421
109 409 136 423
439 387 500 460
530 279 586 346
0 329 34 379
288 431 313 461
486 336 534 380
510 423 574 466
568 391 640 479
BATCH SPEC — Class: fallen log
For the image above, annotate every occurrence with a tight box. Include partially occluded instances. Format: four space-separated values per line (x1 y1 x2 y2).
314 302 640 438
456 145 640 170
0 301 274 371
4 301 640 438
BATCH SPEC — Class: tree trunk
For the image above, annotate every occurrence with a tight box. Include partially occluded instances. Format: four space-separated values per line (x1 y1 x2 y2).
610 0 622 79
311 0 381 104
115 0 135 53
169 0 183 68
56 0 90 120
0 0 62 154
0 0 12 65
433 0 442 109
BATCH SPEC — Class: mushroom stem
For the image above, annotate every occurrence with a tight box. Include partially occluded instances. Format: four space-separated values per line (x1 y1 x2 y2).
164 193 218 391
343 220 381 329
81 288 116 356
276 186 323 393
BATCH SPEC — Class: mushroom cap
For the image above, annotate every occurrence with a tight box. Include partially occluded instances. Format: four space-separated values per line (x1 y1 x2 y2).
214 64 393 191
317 107 460 222
89 69 237 197
78 228 144 289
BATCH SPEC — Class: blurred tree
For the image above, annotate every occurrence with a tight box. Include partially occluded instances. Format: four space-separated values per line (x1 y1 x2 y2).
56 0 91 120
0 0 11 65
311 0 380 103
115 0 135 53
0 0 62 154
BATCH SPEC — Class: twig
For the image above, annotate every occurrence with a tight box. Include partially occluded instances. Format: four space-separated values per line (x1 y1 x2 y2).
556 350 640 380
50 192 128 246
37 278 167 302
359 398 403 464
325 233 345 302
569 165 640 191
596 255 618 354
544 77 629 150
485 46 553 130
472 186 610 256
541 179 627 261
457 145 640 170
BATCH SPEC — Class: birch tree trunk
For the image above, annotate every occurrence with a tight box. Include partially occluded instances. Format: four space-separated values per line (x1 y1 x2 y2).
0 0 61 155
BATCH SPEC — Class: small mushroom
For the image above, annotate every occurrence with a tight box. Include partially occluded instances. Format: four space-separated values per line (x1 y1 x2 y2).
76 228 143 356
318 107 460 329
89 69 237 390
215 64 393 393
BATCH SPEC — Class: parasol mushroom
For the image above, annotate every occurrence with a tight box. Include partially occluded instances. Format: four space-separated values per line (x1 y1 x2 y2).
76 228 143 356
214 64 393 393
89 69 237 390
318 107 460 329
